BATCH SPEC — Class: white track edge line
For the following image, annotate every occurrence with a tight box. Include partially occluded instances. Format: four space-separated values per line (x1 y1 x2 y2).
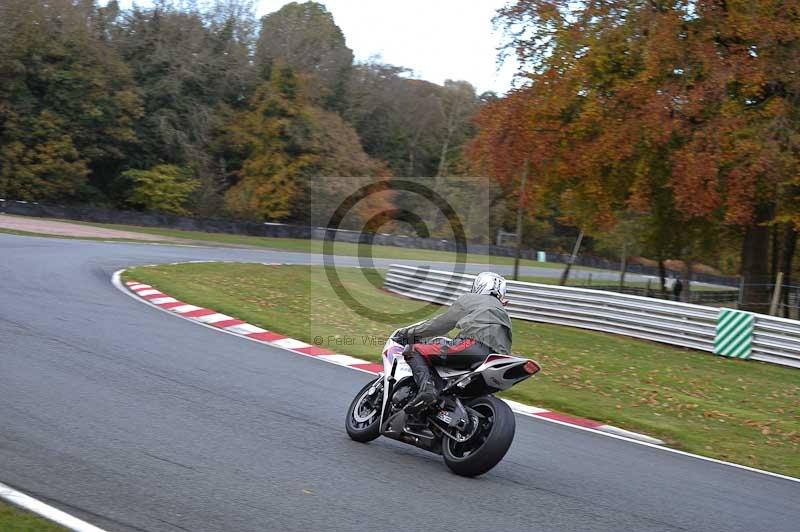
111 269 800 485
0 481 108 532
596 424 665 445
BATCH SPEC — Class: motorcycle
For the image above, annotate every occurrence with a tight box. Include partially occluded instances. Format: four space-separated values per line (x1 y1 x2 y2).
345 328 541 477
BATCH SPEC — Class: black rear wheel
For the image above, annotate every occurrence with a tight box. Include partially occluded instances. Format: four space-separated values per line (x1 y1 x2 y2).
442 395 515 477
345 378 383 442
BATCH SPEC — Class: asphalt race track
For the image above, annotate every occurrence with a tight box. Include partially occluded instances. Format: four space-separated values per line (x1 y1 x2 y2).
1 233 798 532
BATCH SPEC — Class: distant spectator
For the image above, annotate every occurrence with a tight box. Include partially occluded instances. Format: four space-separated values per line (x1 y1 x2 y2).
673 277 683 300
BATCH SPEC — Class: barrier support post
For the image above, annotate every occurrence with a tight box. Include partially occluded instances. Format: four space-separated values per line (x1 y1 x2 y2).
512 161 529 281
769 271 784 316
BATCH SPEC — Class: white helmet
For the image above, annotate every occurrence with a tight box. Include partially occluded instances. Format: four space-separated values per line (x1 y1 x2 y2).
471 271 507 300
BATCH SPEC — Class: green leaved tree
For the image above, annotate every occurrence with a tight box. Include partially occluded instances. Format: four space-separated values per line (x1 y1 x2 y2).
0 0 141 203
255 1 353 109
123 164 199 215
0 111 89 201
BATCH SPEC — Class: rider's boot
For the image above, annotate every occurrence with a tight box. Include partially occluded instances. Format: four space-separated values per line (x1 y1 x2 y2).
403 346 440 411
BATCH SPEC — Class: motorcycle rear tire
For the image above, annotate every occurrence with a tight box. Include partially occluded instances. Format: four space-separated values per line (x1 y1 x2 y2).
442 395 515 477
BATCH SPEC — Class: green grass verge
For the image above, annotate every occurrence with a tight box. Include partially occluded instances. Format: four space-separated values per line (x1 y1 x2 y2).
123 262 799 477
0 501 65 531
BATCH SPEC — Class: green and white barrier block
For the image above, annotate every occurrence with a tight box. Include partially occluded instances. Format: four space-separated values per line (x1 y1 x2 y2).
714 309 754 359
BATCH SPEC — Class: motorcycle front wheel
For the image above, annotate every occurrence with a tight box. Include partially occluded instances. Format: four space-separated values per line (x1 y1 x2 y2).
442 395 515 477
345 378 383 442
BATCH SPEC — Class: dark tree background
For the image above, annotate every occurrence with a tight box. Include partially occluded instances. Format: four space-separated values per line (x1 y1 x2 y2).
2 0 798 300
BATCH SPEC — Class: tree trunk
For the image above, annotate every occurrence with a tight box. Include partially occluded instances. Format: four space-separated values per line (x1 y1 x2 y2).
770 224 780 284
512 163 529 281
658 258 667 296
682 258 692 302
436 128 452 178
740 211 773 313
781 224 797 317
559 229 584 285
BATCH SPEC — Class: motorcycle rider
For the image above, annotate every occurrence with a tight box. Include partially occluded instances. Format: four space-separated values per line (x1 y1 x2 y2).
394 271 512 412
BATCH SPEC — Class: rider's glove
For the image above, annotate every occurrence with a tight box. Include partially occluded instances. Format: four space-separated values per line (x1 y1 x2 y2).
392 330 409 345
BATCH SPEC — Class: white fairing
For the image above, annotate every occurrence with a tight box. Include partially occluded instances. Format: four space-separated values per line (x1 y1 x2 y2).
382 337 412 380
379 330 414 425
469 354 533 390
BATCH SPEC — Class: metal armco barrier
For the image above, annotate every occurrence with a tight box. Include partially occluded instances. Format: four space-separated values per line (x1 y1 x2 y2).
384 264 800 369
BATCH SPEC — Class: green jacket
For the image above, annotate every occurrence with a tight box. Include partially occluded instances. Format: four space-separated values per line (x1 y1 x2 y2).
402 292 512 354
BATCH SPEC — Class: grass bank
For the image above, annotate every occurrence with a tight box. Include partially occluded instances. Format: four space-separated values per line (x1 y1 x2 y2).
123 262 799 477
0 500 65 531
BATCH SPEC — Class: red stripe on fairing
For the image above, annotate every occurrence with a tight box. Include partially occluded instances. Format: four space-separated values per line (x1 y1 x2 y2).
182 308 217 318
293 346 336 356
537 411 603 428
213 319 247 328
159 301 187 309
141 292 167 299
247 331 286 342
351 363 383 374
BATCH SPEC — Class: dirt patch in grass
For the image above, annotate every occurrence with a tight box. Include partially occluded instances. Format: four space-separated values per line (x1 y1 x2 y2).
0 214 186 241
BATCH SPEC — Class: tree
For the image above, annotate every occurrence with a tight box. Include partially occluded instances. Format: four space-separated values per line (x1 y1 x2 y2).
344 61 480 181
0 112 89 201
255 1 353 109
467 84 565 252
435 80 479 178
220 66 387 222
123 164 199 215
480 0 800 310
0 0 478 226
342 62 411 174
301 106 393 227
113 0 256 212
0 0 141 203
222 67 315 220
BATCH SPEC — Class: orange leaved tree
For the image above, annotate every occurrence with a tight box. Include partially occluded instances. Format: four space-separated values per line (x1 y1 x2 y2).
473 0 800 309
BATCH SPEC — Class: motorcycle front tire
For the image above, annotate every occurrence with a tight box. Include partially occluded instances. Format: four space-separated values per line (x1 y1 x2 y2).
345 379 382 443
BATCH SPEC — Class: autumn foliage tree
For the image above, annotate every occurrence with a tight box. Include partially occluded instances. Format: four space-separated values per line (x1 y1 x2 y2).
221 67 316 220
473 0 800 309
221 66 388 222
